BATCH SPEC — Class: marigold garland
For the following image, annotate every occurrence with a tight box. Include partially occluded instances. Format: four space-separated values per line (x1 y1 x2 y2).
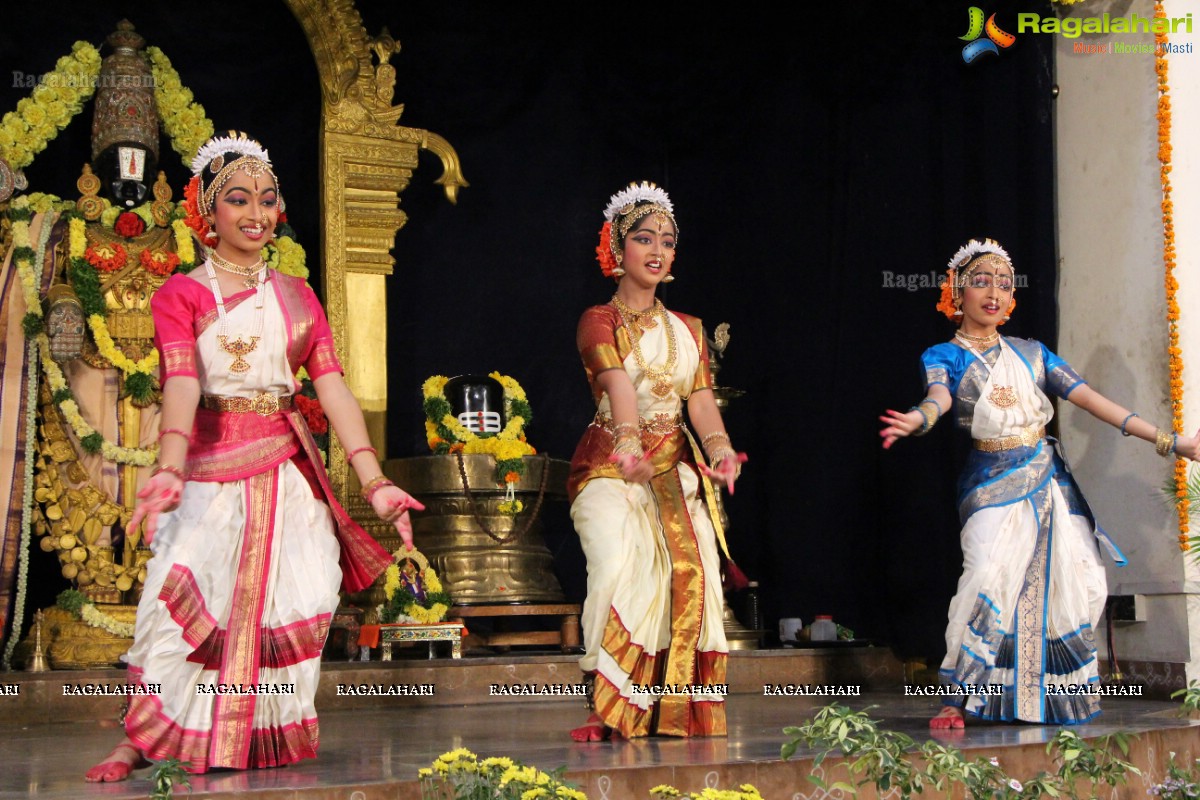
1155 3 1191 555
0 42 101 171
146 46 215 164
422 372 536 495
7 199 158 465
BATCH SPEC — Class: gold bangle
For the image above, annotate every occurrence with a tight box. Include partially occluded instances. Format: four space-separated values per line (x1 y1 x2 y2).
360 474 393 503
151 464 185 481
1155 429 1176 457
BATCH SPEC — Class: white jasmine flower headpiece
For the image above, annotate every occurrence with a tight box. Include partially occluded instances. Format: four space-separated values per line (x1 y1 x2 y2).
947 238 1011 271
190 131 271 176
603 181 674 222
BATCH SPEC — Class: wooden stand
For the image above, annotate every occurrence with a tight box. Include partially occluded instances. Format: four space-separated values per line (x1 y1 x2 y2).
378 623 464 660
450 604 582 653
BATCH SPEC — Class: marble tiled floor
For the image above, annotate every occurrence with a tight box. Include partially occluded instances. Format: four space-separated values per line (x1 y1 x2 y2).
2 693 1196 799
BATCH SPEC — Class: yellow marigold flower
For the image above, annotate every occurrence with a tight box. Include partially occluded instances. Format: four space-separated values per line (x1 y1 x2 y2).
522 789 549 800
423 375 450 398
417 768 432 778
69 217 87 259
650 787 681 797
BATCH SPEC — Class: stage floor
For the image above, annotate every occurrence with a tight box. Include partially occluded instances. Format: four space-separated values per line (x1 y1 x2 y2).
4 692 1198 799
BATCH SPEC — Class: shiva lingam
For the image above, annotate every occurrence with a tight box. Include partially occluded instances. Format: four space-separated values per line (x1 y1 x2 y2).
707 324 760 650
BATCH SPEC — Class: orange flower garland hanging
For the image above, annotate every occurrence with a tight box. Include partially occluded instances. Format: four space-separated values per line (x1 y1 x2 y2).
84 242 128 273
1154 2 1190 554
139 248 180 277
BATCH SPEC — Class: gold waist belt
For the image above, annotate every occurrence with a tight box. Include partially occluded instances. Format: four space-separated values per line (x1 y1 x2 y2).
973 426 1045 452
594 412 683 436
200 393 294 416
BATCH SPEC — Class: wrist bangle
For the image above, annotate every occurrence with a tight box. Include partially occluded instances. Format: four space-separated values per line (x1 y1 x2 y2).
361 475 394 504
1120 413 1138 436
157 428 191 442
151 464 185 481
1155 429 1175 457
910 404 935 436
345 445 378 465
919 398 943 420
701 431 731 448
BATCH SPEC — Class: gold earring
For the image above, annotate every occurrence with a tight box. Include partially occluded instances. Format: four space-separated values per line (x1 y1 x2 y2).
662 273 675 283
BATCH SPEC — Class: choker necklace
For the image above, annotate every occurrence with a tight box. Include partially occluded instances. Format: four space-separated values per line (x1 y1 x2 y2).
610 295 677 399
210 250 266 289
610 294 659 330
955 330 999 351
205 259 267 374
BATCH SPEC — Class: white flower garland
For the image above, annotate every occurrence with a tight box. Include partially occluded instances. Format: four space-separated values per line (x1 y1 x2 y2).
0 339 39 670
79 602 135 638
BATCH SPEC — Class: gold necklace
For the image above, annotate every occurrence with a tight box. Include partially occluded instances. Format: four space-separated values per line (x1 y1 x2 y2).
610 294 659 330
210 250 266 289
611 295 677 399
955 332 1018 409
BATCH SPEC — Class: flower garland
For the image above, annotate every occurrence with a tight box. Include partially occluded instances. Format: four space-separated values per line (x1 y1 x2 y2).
57 589 135 638
66 214 166 404
378 556 452 625
418 749 587 800
0 42 101 171
1155 2 1191 555
8 198 158 465
145 46 214 164
423 372 535 514
0 338 39 670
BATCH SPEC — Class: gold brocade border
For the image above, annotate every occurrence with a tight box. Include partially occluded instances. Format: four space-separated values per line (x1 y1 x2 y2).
652 468 704 737
211 469 277 768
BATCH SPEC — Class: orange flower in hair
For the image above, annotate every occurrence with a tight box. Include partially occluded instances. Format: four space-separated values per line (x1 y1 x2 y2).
181 175 210 242
596 222 619 278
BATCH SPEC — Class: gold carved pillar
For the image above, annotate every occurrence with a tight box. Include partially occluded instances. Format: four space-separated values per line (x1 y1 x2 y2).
286 0 466 500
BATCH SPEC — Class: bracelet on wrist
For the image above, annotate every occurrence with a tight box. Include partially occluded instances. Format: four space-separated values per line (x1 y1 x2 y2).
157 428 191 443
1120 413 1138 437
1155 428 1176 457
360 474 395 504
151 464 185 481
345 445 378 465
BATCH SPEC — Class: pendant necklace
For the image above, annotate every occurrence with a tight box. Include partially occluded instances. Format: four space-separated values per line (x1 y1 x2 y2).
956 331 1017 409
611 295 677 399
210 249 266 290
206 259 267 374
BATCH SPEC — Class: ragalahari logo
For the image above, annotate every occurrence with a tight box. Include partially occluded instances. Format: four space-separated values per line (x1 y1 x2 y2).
960 7 1016 63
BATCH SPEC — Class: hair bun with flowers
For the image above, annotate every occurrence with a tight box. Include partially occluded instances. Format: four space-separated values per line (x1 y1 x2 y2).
936 237 1016 323
190 130 271 176
183 131 282 245
595 181 678 279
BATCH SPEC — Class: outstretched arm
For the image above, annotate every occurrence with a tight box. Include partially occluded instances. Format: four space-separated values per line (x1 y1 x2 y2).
1065 384 1200 459
313 372 424 548
880 383 953 449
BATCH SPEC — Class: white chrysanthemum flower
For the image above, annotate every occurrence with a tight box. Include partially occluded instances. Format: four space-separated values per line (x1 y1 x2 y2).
947 238 1011 270
190 132 270 175
603 180 674 221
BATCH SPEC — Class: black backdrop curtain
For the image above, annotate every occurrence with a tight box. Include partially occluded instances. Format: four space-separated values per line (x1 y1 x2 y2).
0 0 1059 661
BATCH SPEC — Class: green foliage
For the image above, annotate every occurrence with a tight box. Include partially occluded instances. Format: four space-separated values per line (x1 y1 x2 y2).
55 588 89 615
124 372 155 405
149 758 191 800
51 387 73 404
22 312 43 337
1171 680 1200 714
781 704 1139 800
80 431 104 454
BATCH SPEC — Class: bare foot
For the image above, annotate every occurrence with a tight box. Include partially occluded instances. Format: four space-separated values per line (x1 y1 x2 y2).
570 713 614 742
85 740 150 782
929 706 965 730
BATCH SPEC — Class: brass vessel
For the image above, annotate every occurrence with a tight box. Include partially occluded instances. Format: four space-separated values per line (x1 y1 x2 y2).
384 455 568 604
